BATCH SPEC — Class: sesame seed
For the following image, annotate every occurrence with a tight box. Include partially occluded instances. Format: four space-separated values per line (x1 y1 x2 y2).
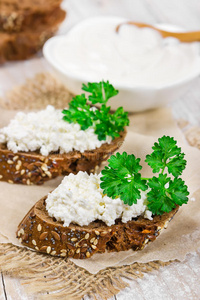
93 239 98 246
71 238 78 242
16 164 20 171
90 237 95 243
20 169 25 175
20 228 24 235
41 164 48 171
85 233 89 239
86 251 91 258
45 171 52 178
37 224 42 232
17 160 22 166
46 246 51 254
7 160 13 164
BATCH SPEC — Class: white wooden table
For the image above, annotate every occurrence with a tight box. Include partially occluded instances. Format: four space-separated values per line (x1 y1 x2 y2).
0 0 200 299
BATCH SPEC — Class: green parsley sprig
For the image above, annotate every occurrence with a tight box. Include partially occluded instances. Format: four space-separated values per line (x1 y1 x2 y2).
100 136 189 215
62 81 129 140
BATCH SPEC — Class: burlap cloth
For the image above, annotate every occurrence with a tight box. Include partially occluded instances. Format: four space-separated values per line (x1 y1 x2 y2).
0 73 200 299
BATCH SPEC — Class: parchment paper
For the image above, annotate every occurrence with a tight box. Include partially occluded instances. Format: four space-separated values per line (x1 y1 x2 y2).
0 107 200 274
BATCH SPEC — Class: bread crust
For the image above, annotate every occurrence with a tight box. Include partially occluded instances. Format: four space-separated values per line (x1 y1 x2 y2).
16 195 179 259
0 0 63 32
0 130 126 185
0 7 66 63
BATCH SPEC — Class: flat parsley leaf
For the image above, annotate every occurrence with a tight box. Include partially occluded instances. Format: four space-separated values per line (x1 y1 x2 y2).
145 136 186 177
62 81 129 141
100 152 148 205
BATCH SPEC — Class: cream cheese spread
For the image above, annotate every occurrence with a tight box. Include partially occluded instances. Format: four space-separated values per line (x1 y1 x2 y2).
45 171 152 227
53 17 200 87
0 105 112 156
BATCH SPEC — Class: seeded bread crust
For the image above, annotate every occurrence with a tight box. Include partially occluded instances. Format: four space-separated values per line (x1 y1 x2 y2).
0 7 66 63
17 196 179 259
0 0 63 32
0 130 126 185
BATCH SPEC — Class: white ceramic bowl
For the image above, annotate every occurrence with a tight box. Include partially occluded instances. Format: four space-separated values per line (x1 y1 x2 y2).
43 16 200 112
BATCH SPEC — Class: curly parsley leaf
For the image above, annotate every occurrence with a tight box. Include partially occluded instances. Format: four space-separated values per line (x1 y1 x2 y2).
100 152 148 205
62 80 129 141
119 173 148 205
94 105 129 140
100 136 189 215
100 167 122 199
82 81 118 104
145 136 186 177
62 94 94 130
146 174 173 214
147 175 189 215
168 177 189 206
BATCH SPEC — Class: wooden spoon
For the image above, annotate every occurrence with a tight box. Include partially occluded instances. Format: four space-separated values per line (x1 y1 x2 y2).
116 21 200 43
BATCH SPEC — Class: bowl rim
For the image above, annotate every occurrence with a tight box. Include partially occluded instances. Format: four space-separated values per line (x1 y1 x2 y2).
43 15 200 91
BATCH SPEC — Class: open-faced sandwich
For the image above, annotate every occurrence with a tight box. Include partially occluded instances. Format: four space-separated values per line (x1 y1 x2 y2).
0 81 128 185
17 136 189 259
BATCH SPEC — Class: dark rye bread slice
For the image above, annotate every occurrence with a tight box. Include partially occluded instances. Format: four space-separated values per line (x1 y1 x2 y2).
16 196 179 259
0 7 66 63
0 0 63 32
0 130 126 185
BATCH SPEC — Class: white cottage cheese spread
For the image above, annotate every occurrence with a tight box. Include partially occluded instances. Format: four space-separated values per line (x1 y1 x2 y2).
0 105 112 156
46 171 152 226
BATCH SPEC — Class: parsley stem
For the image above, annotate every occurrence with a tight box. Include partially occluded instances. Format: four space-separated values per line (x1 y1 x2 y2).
161 155 167 174
141 177 149 181
126 176 149 182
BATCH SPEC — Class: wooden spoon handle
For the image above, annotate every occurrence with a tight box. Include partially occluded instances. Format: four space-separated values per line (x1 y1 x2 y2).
116 22 200 43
